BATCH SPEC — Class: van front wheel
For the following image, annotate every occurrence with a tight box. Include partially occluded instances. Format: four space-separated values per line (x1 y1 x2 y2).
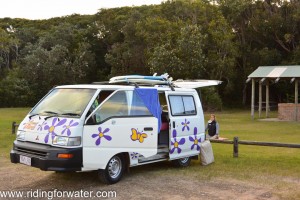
98 155 124 184
172 157 191 167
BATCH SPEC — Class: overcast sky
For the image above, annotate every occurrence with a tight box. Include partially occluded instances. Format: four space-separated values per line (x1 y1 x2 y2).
0 0 164 20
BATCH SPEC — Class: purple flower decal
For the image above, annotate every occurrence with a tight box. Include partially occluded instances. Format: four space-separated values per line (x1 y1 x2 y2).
189 127 201 151
44 118 67 143
62 120 79 136
170 129 185 154
37 121 47 131
91 127 112 146
181 119 190 132
130 152 139 159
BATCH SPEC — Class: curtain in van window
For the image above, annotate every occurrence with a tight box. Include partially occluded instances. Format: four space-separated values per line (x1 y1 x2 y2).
131 92 150 116
134 88 162 132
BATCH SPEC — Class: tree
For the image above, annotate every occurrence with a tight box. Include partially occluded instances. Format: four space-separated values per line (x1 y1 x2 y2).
14 23 96 103
105 10 149 76
0 27 19 72
148 25 206 79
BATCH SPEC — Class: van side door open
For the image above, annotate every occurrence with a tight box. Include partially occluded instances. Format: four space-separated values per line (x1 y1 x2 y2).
82 89 158 170
165 91 205 160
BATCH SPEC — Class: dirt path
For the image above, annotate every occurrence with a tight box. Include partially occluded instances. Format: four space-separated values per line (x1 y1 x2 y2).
0 157 287 200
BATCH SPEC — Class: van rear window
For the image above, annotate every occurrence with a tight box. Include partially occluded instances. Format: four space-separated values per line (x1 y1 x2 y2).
168 95 196 116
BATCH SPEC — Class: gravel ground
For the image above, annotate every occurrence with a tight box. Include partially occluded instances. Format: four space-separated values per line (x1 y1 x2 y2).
0 157 289 200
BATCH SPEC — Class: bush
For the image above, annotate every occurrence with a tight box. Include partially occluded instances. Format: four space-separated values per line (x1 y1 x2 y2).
0 69 31 107
199 87 222 111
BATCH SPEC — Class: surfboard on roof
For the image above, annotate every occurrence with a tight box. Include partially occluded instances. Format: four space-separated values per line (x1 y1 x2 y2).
109 73 221 89
109 73 170 82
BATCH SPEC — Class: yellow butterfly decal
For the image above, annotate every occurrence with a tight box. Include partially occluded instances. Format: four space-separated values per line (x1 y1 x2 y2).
131 128 147 143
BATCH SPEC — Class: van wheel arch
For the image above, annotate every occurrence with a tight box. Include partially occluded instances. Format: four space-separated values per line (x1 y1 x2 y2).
172 157 191 167
98 152 129 184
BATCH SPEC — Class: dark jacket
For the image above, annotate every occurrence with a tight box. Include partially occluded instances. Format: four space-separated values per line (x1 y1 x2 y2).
206 120 219 136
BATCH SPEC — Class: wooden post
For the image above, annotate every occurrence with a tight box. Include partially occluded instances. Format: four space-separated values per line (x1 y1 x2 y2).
12 121 16 134
259 81 262 118
251 79 255 120
295 80 298 121
233 137 239 158
266 80 269 118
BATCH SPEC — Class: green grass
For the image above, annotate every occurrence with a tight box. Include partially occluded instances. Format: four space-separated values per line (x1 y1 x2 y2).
0 108 30 159
0 108 300 198
202 110 300 199
211 110 300 143
203 110 300 178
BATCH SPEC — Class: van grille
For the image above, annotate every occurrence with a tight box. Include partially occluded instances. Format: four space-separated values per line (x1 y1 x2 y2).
15 147 48 158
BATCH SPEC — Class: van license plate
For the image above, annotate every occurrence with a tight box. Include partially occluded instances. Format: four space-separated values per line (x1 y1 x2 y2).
20 155 31 166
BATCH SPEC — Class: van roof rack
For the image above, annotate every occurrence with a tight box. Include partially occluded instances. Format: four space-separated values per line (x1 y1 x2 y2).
92 73 221 90
108 73 175 90
92 73 175 90
92 81 140 88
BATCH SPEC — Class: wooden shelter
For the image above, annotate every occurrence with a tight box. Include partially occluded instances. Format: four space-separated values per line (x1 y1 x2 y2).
247 66 300 121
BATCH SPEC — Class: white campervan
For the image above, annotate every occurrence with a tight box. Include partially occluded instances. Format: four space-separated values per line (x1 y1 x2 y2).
11 74 220 184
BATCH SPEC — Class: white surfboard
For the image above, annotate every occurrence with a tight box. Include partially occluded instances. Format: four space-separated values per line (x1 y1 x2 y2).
110 75 166 81
109 74 221 88
109 74 172 85
109 78 168 85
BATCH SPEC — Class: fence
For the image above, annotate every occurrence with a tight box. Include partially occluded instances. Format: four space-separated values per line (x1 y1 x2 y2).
11 121 19 134
210 137 300 157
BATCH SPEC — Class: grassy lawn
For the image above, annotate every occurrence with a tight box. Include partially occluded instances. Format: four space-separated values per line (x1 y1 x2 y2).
0 108 30 159
200 110 300 199
0 108 299 199
206 110 300 177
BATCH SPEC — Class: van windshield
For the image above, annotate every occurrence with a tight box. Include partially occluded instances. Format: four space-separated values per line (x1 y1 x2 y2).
30 88 96 117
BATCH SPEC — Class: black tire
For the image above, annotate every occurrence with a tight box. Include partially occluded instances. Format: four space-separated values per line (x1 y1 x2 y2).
98 154 124 184
55 171 67 173
172 157 191 167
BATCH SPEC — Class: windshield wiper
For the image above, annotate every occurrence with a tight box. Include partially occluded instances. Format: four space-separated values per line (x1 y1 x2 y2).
44 111 58 115
61 113 80 117
44 111 59 120
28 113 41 120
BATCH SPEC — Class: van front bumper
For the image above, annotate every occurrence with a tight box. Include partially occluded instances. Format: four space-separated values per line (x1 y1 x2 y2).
10 140 82 172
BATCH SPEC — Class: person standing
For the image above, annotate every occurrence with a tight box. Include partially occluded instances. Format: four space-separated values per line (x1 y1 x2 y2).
206 114 219 139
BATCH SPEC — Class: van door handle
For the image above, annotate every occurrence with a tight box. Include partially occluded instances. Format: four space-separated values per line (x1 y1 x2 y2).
144 127 153 131
172 121 175 128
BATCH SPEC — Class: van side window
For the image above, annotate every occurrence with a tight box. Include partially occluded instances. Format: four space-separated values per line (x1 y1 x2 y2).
169 95 196 116
130 91 152 116
169 96 185 115
91 91 114 111
94 91 128 123
89 90 151 124
182 96 196 114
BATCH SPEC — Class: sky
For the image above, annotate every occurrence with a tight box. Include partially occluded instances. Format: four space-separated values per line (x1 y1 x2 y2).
0 0 164 20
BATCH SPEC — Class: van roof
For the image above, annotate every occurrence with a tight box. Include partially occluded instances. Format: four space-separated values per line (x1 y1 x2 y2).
55 84 196 92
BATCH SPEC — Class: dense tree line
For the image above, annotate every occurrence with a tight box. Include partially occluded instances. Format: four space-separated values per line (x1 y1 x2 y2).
0 0 299 108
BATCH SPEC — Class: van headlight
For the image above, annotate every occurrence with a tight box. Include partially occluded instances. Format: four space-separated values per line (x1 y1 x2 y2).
16 131 25 141
52 136 81 146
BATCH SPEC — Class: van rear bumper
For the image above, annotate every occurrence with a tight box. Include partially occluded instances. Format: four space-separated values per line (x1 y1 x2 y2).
10 140 82 172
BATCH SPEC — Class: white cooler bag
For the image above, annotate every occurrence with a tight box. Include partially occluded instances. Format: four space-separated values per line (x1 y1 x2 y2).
200 140 214 165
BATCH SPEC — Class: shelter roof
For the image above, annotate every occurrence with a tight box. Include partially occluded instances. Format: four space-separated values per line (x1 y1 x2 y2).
248 66 300 78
